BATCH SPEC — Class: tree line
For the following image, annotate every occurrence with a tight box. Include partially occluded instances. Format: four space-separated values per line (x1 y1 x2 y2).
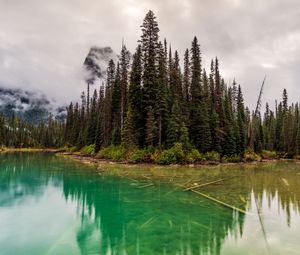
1 10 300 161
64 10 300 159
0 113 64 148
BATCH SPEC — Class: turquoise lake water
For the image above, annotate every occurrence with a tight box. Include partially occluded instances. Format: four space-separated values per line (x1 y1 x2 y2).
1 153 300 255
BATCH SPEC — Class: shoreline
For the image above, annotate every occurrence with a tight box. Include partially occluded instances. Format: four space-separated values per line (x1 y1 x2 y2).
0 148 65 153
57 152 291 169
1 148 297 168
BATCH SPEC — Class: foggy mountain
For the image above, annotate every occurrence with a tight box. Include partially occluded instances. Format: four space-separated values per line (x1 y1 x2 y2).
0 87 66 124
0 46 117 124
83 46 118 86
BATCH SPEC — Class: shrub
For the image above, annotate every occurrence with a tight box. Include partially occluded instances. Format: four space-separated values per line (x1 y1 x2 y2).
185 149 204 163
204 151 220 162
66 146 77 153
80 144 95 155
283 152 295 159
128 149 151 163
97 145 126 161
222 154 242 163
261 150 277 160
244 150 261 162
150 149 161 162
155 143 185 165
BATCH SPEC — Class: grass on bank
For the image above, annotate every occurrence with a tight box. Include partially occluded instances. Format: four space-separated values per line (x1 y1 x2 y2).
2 143 288 165
63 142 285 165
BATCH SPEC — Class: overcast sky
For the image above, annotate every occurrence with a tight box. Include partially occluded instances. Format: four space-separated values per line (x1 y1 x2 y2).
0 0 299 109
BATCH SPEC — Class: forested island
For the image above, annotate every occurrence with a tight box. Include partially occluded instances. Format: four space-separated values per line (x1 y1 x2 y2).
0 10 299 164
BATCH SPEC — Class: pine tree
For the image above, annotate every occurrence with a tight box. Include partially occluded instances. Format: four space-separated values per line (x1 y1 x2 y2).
183 48 191 123
103 60 115 147
146 107 156 147
65 102 74 145
140 10 160 146
282 89 289 152
166 102 189 147
189 36 212 152
72 102 80 145
202 69 211 107
86 90 98 145
120 44 130 131
95 85 105 152
156 42 169 146
77 91 87 148
122 105 138 149
111 63 121 145
236 85 246 155
222 90 236 156
183 48 190 104
127 45 143 147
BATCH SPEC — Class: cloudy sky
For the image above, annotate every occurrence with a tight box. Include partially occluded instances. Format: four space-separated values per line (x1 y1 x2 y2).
0 0 299 109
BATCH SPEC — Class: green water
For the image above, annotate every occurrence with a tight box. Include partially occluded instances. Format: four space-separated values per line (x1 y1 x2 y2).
1 153 300 255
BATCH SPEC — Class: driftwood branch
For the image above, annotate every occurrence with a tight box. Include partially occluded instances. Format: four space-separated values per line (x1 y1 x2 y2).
190 189 246 214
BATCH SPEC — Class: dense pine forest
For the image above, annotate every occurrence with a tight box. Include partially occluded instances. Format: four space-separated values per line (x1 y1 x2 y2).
0 113 64 148
1 10 300 164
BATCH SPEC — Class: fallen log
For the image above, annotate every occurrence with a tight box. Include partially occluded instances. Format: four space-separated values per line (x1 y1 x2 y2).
190 189 246 214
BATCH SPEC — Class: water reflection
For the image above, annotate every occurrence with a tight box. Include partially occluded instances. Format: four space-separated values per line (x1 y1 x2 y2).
1 153 300 254
63 172 244 255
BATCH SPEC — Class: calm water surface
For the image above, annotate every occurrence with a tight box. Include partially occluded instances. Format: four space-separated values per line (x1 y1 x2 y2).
1 153 300 255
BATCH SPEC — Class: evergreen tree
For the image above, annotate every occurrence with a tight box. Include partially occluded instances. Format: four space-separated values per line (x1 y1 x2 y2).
139 10 160 146
95 85 105 152
166 102 189 147
111 63 121 145
222 90 236 156
156 42 169 146
236 85 246 155
127 45 143 147
120 44 130 131
86 90 98 145
146 107 156 147
103 60 115 147
122 105 138 149
189 36 212 152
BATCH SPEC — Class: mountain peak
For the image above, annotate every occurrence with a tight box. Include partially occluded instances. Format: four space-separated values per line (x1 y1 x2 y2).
83 46 118 85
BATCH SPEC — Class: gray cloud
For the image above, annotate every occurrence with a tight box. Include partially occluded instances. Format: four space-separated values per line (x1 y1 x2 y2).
0 0 299 109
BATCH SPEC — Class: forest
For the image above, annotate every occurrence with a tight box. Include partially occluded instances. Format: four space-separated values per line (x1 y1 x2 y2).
1 10 300 164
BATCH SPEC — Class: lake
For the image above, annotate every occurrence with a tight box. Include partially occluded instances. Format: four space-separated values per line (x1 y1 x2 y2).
1 152 300 255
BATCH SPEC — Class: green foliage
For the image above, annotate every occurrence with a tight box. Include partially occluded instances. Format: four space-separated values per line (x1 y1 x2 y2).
261 150 277 160
155 143 185 165
122 105 138 149
97 145 126 161
146 107 157 146
80 144 95 155
185 149 204 163
244 150 261 162
222 154 242 163
204 151 221 162
0 112 64 149
166 102 189 147
128 148 151 163
66 146 77 153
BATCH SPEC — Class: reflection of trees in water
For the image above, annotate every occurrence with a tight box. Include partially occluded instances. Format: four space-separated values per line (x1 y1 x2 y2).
245 162 300 226
0 153 57 206
63 173 245 255
62 162 300 254
200 162 300 231
2 153 300 254
0 152 75 206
